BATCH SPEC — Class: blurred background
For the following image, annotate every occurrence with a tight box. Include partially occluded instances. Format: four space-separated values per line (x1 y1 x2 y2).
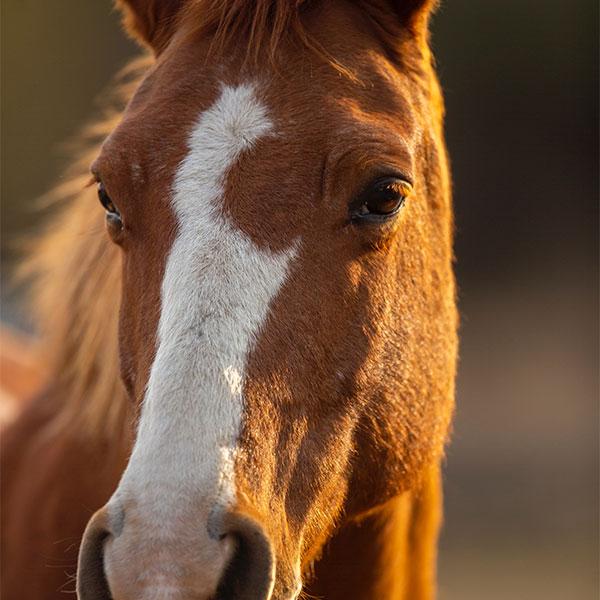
1 1 598 598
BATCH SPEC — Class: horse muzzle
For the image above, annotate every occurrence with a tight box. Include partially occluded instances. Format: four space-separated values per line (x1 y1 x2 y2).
76 505 278 600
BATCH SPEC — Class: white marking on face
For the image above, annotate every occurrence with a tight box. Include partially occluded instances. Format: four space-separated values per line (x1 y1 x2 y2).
223 365 243 396
104 83 296 595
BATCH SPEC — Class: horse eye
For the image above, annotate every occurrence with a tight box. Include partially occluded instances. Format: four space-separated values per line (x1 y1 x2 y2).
353 177 411 222
97 181 123 240
97 182 120 218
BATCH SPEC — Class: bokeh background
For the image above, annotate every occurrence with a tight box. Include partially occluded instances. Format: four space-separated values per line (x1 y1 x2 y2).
1 1 598 598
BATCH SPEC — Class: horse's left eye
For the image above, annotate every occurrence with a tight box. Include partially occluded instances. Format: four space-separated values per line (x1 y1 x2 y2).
353 177 411 222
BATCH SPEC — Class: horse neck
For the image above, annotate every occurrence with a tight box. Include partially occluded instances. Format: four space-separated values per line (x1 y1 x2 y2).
306 463 442 600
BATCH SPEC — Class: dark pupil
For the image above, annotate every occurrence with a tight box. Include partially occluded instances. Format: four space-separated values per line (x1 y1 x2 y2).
97 183 118 216
365 181 404 215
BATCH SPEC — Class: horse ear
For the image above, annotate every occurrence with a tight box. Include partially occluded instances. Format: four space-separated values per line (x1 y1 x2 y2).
390 0 439 32
115 0 187 54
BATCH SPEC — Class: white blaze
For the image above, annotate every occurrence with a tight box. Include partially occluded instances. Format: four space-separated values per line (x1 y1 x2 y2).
105 83 295 592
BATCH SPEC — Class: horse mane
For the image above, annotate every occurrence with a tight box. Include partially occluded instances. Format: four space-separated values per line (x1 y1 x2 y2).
22 58 151 439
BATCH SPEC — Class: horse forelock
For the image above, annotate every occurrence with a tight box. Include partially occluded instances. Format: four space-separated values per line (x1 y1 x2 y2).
117 0 435 81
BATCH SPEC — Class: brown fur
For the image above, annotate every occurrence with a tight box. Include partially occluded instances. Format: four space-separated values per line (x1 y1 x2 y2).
1 1 457 598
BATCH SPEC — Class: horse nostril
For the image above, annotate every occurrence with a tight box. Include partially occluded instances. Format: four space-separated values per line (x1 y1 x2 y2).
77 508 113 600
215 513 275 600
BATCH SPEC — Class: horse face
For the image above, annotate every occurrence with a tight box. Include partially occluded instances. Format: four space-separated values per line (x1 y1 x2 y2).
78 1 457 598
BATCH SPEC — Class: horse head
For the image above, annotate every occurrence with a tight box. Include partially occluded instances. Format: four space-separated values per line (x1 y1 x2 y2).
78 1 457 598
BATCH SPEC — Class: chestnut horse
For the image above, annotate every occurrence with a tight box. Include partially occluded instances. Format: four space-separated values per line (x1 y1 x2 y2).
1 1 457 598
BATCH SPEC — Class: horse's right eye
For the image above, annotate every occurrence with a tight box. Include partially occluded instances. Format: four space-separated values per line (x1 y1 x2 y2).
97 181 124 241
97 182 120 218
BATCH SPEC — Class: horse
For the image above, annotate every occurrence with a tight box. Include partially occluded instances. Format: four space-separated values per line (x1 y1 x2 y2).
1 1 458 598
